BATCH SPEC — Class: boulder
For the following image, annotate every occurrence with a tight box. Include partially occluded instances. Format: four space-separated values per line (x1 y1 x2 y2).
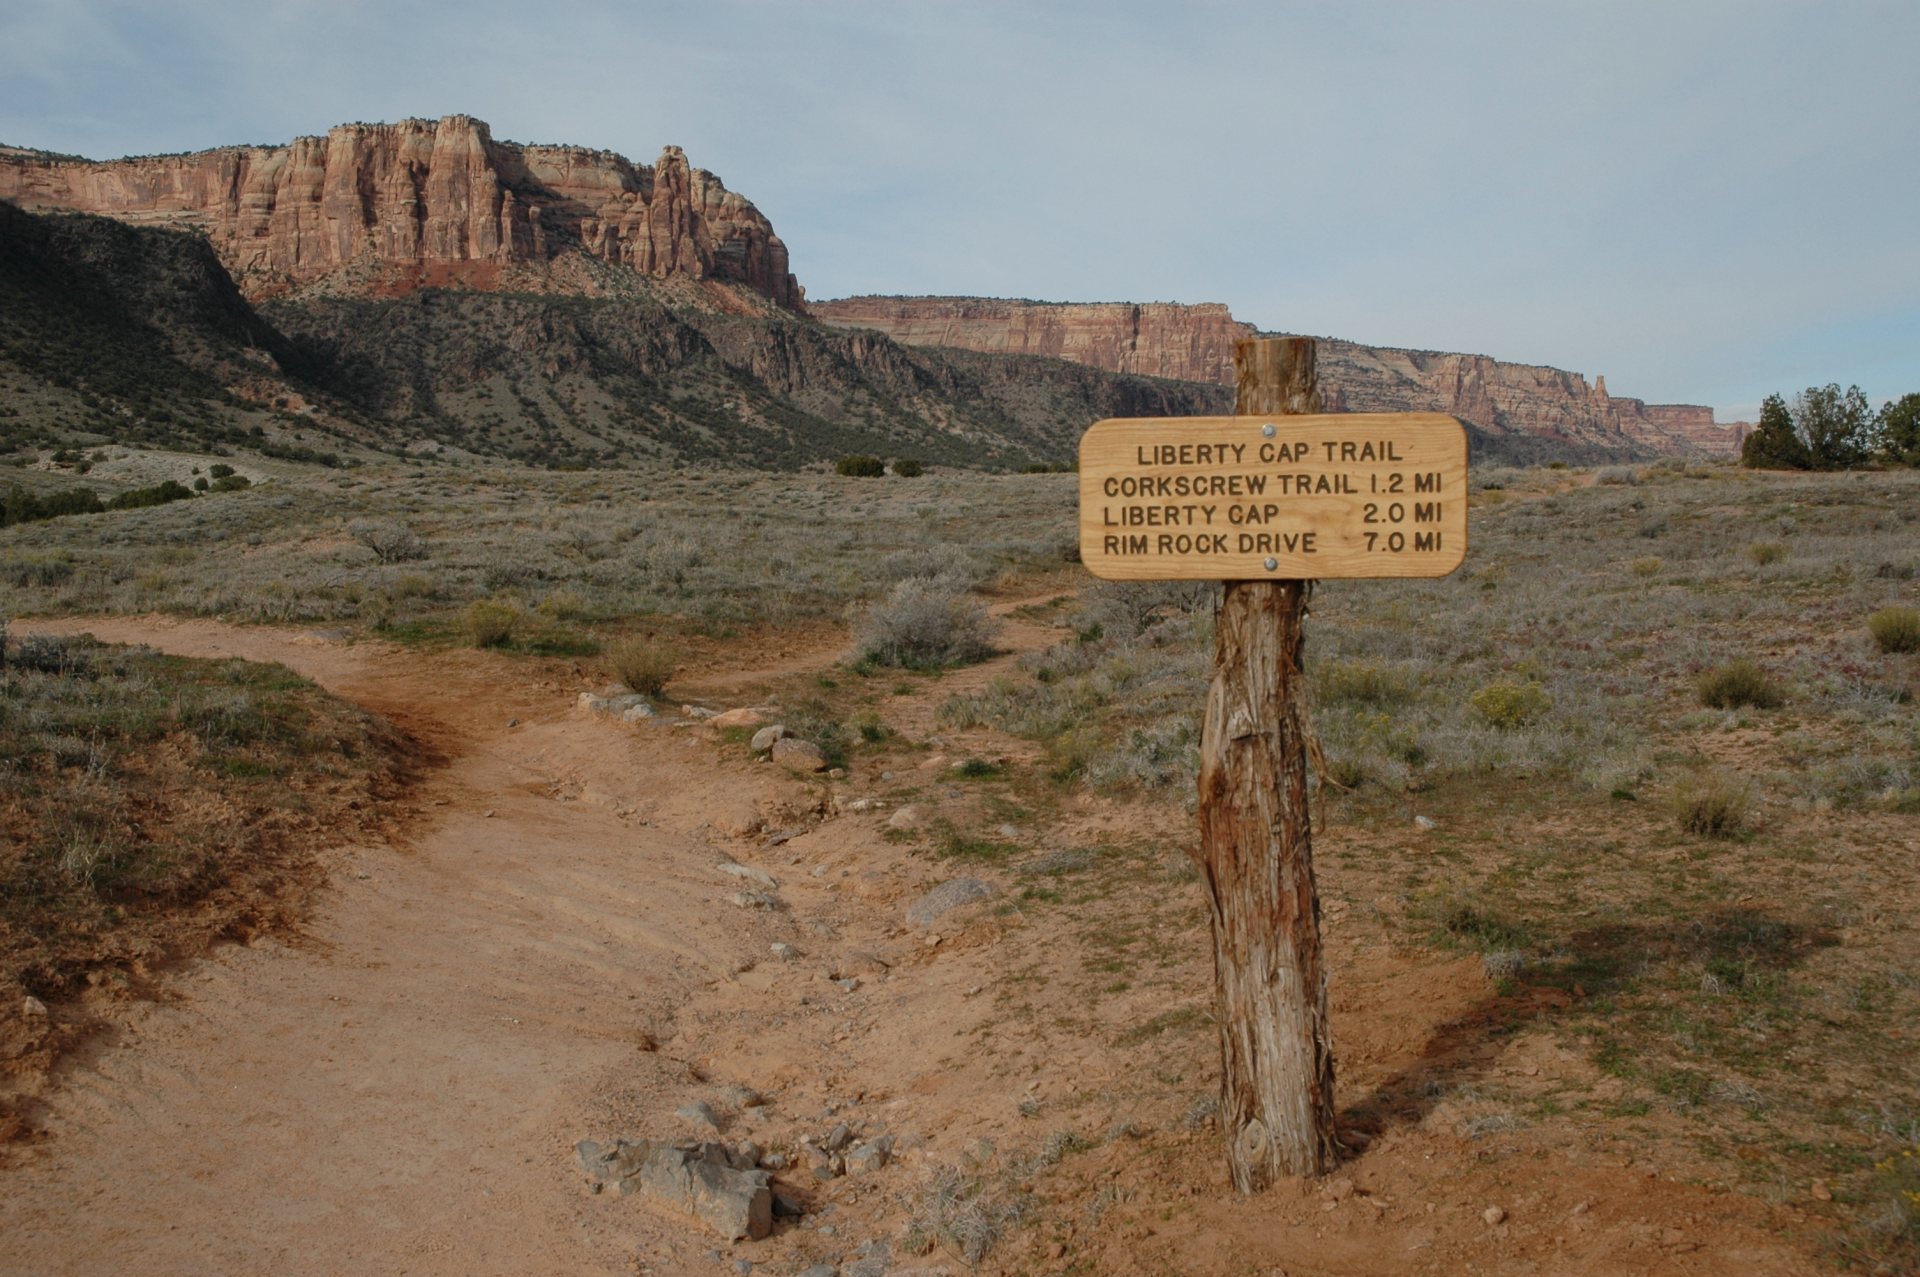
772 738 829 773
712 805 764 839
577 1138 773 1241
578 691 654 722
709 708 766 730
675 1101 721 1132
905 878 995 929
717 862 779 890
844 1136 893 1174
749 725 789 753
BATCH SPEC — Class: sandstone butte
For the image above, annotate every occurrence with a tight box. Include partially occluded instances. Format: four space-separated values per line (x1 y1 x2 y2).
811 297 1751 457
0 115 802 309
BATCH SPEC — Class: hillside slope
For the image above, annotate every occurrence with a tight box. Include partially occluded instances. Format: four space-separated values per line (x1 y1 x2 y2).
0 201 334 456
266 291 1226 469
813 296 1750 461
0 202 1221 470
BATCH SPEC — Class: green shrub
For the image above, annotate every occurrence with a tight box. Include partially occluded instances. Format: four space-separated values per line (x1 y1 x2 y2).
892 457 925 477
1674 772 1751 838
2 481 103 526
1747 541 1785 566
1696 660 1783 709
836 455 886 477
462 598 522 648
1868 606 1920 654
208 463 235 479
1629 556 1662 577
105 479 196 511
607 636 674 696
1469 681 1551 729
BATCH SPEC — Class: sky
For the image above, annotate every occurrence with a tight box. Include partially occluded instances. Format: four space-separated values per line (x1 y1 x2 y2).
2 1 1915 422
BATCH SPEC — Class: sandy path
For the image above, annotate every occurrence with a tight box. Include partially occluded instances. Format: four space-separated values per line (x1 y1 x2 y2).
2 617 797 1275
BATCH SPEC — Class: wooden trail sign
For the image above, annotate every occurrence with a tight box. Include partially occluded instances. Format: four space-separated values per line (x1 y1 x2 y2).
1074 337 1468 1193
1078 412 1468 580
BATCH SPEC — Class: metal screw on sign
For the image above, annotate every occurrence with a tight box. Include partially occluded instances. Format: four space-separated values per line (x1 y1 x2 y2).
1264 557 1279 571
1262 423 1277 437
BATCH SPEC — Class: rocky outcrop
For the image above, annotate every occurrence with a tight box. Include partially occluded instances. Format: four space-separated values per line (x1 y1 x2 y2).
808 297 1249 384
813 296 1747 457
0 116 802 308
1311 340 1750 456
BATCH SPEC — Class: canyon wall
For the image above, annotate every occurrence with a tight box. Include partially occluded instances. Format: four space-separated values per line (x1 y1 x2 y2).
813 297 1748 457
807 297 1251 384
0 116 802 308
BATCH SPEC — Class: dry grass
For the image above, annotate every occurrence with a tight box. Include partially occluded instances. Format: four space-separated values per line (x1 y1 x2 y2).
1869 605 1920 654
924 462 1920 1260
903 1163 1034 1265
606 636 675 696
461 598 522 648
1696 659 1785 710
1469 680 1553 729
0 633 399 999
0 461 1073 636
1672 771 1753 837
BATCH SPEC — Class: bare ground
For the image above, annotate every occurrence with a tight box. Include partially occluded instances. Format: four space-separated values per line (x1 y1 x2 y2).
0 605 1830 1276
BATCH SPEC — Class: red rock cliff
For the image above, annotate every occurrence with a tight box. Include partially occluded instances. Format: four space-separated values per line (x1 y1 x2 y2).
808 297 1251 384
0 116 803 308
812 296 1744 456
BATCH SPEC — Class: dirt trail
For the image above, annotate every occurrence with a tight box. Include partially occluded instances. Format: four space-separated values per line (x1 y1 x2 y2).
1 617 825 1274
2 610 1825 1276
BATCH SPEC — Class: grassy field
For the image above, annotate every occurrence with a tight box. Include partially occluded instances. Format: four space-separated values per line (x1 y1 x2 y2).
3 449 1918 1265
932 459 1920 1269
0 460 1076 640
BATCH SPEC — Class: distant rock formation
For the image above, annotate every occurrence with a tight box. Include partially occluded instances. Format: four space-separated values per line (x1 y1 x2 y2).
805 297 1251 385
0 116 802 308
813 297 1749 457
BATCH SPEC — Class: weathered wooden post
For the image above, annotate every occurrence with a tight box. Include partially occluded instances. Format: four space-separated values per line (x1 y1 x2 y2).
1077 339 1467 1192
1198 336 1334 1187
